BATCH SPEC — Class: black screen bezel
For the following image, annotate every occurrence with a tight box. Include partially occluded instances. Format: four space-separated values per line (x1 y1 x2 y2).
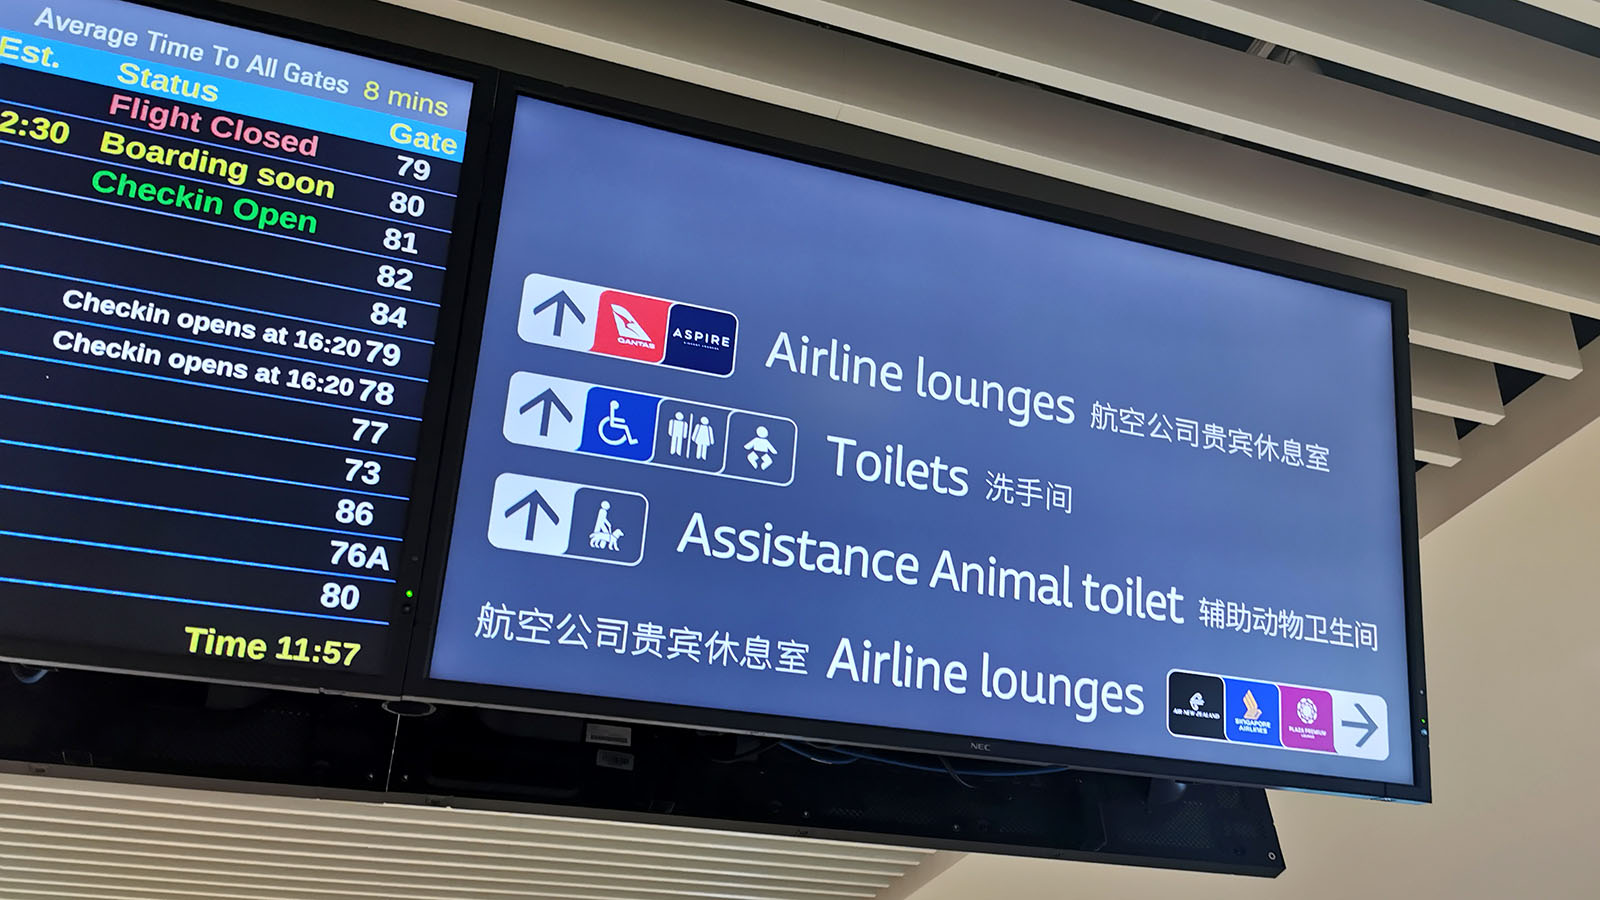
0 0 497 698
404 74 1430 803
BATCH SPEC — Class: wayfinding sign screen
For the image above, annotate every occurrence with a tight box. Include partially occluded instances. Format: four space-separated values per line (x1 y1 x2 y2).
425 96 1423 796
0 0 476 687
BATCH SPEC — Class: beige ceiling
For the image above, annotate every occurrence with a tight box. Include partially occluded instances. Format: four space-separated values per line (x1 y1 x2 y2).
350 0 1600 476
10 0 1600 896
906 397 1600 898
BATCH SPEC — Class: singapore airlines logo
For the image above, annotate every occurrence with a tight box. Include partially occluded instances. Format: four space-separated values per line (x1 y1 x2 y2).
611 303 657 349
1242 690 1263 721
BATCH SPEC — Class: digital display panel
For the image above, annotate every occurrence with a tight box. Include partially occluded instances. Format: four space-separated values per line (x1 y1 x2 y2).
425 96 1421 795
0 0 475 684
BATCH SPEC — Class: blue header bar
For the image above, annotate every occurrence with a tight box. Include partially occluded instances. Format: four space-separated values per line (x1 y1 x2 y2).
0 0 472 131
1 28 468 160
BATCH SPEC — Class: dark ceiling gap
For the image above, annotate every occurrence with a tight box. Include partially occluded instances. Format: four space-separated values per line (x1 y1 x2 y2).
1426 0 1600 55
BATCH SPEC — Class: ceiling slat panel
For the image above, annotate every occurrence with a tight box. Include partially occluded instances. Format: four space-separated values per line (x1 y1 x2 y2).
1136 0 1600 143
745 0 1600 237
0 844 877 897
0 774 928 900
0 888 235 900
0 860 846 900
0 809 903 877
1413 411 1464 467
1407 285 1581 380
0 822 890 878
0 779 924 865
384 0 1600 316
832 62 1600 315
1410 347 1506 425
0 824 895 886
1517 0 1600 29
0 787 925 869
0 874 707 900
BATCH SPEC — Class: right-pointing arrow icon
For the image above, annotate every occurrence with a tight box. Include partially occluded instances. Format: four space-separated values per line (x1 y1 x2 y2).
1341 702 1379 748
533 290 586 337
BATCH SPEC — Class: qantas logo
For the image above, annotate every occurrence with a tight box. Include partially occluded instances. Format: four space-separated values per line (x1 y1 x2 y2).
610 303 656 349
592 291 668 362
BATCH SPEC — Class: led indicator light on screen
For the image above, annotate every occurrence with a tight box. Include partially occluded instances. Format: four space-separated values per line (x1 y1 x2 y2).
406 590 415 598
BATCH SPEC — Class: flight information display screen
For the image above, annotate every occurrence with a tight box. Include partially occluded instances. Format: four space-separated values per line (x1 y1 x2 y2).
0 0 474 684
423 96 1422 797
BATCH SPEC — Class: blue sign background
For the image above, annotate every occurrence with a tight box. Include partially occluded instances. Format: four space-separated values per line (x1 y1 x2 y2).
432 97 1414 786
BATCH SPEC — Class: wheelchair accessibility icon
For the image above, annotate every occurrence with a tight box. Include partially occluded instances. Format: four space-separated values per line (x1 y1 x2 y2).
577 387 659 461
597 399 640 447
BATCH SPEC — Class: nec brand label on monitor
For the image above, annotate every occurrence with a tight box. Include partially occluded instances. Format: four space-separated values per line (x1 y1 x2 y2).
429 96 1417 794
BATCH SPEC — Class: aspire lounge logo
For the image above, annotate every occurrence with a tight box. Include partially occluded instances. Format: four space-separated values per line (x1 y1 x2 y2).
671 323 733 353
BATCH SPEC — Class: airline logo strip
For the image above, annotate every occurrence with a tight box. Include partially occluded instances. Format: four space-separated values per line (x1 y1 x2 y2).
503 372 798 487
519 274 739 376
1166 670 1389 761
487 474 648 566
